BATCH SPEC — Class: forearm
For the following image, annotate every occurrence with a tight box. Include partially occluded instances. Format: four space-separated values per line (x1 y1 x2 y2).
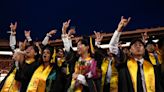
42 34 52 45
9 33 16 50
109 30 121 55
26 36 32 42
109 30 121 46
95 41 101 48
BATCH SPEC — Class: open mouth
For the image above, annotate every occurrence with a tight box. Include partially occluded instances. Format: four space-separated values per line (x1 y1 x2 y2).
43 55 47 58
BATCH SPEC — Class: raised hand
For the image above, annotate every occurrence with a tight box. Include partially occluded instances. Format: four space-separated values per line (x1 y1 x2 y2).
35 41 40 47
141 32 149 43
10 22 17 32
62 19 71 34
19 39 27 51
48 29 57 36
24 30 31 37
94 31 103 42
117 16 131 32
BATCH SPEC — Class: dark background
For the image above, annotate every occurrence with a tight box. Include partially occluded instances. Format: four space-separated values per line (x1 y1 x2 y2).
0 0 164 41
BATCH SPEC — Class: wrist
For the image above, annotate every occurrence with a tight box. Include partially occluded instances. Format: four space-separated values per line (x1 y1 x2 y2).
46 33 52 37
95 41 101 47
116 27 123 32
11 31 16 35
26 36 32 41
62 28 67 34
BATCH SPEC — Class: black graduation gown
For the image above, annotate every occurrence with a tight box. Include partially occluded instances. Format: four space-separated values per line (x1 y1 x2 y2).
45 65 66 92
62 48 78 92
15 60 40 92
117 52 164 92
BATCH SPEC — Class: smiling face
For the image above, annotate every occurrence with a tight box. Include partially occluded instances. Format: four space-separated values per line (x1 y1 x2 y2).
42 49 51 63
77 41 89 55
130 41 145 56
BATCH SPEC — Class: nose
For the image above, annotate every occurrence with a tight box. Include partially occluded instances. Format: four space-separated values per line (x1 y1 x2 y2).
135 44 141 48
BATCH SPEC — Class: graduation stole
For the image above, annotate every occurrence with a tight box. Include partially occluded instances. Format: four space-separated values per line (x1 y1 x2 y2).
149 51 162 65
1 68 21 92
100 58 118 92
101 58 109 92
26 65 53 92
127 58 155 92
110 59 118 92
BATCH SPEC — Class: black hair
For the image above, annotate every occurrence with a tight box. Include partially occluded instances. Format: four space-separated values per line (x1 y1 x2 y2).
25 44 40 60
42 45 54 57
129 38 145 49
77 36 95 56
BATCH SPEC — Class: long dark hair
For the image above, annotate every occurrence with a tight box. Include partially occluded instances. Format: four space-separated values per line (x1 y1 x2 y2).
41 45 59 69
41 45 54 62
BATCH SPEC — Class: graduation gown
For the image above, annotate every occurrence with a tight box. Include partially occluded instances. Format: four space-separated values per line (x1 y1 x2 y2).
15 60 40 92
118 54 164 92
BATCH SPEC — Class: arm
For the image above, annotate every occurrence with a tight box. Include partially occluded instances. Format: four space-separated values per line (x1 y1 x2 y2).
61 19 75 52
141 31 149 44
24 30 32 42
35 42 42 54
9 22 17 51
94 31 103 48
109 16 131 55
42 29 57 45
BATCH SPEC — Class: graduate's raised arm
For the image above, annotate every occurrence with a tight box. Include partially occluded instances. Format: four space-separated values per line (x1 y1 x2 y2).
94 31 103 48
42 29 57 46
61 19 75 52
9 22 17 51
109 16 131 55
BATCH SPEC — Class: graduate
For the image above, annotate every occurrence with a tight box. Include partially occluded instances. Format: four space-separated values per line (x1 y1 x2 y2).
26 45 65 92
144 37 162 65
0 50 25 92
14 30 40 92
109 16 163 92
61 20 98 92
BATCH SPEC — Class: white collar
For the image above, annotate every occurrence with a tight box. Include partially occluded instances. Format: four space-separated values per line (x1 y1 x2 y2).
134 58 144 65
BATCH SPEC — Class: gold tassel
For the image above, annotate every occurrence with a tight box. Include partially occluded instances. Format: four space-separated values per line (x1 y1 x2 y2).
66 64 70 75
90 36 95 54
50 49 56 63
